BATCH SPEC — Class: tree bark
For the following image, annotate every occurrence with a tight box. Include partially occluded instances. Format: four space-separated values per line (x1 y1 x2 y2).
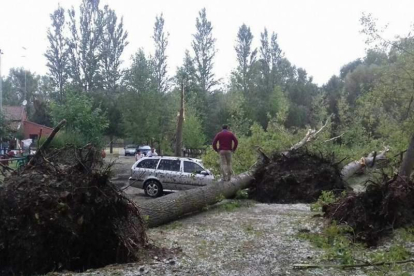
138 172 254 227
109 135 113 154
175 85 184 157
400 134 414 178
341 147 389 180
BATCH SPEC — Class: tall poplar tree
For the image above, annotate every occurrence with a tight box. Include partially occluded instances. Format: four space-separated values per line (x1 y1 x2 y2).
234 24 257 95
152 14 169 94
45 5 69 103
192 8 218 94
100 5 128 93
67 0 104 92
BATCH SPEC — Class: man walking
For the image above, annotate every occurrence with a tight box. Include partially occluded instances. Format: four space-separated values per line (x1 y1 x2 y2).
212 125 238 181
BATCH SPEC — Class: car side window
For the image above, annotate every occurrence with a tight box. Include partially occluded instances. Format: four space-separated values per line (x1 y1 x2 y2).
184 161 204 174
157 159 181 172
137 159 159 169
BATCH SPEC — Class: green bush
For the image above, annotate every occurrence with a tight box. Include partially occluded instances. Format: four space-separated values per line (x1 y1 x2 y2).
38 131 85 149
50 92 108 148
311 191 344 212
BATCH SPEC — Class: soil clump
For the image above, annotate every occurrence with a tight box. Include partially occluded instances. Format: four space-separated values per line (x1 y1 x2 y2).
0 145 147 276
251 150 346 203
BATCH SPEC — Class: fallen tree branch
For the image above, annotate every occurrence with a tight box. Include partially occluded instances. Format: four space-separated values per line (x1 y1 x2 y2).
27 120 66 167
293 259 414 269
280 115 332 157
341 146 390 180
324 133 344 143
332 156 349 167
0 162 15 172
256 147 270 163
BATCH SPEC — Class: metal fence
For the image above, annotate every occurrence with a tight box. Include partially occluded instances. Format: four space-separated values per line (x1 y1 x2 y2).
182 148 207 158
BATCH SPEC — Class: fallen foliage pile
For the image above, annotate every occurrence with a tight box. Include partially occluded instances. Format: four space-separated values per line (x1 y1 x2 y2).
251 150 346 203
0 145 147 276
324 175 414 246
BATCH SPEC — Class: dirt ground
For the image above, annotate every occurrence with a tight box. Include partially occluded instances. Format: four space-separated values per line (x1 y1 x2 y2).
52 155 412 276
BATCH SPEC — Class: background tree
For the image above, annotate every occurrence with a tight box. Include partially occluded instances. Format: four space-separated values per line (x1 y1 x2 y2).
99 5 128 94
3 69 39 116
234 24 257 95
192 8 217 94
98 6 128 151
152 13 169 94
0 112 11 140
50 91 108 145
67 0 104 92
122 49 161 145
45 5 69 103
183 106 206 148
176 50 199 107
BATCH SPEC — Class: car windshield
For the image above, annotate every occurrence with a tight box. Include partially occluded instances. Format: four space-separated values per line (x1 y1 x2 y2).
126 145 136 149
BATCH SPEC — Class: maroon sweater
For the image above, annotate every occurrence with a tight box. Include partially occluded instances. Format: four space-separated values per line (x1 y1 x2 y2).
212 130 238 152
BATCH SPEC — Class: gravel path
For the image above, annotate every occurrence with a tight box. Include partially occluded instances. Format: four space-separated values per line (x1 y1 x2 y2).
57 201 372 276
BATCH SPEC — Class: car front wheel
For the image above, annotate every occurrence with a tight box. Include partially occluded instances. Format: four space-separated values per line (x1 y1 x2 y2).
144 180 163 197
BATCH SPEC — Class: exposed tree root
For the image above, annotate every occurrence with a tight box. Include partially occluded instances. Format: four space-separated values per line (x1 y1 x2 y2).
251 150 346 203
0 145 147 276
324 174 414 246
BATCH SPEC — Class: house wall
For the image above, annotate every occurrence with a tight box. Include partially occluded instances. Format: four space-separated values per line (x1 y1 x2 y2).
23 121 53 139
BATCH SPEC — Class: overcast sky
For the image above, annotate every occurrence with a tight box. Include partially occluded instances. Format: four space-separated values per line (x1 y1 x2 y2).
0 0 413 86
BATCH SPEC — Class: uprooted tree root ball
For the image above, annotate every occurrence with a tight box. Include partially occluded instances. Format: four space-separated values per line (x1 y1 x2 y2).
0 146 147 276
324 175 414 246
251 150 346 203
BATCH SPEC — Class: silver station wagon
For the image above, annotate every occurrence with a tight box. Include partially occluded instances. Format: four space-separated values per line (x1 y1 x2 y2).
129 156 215 197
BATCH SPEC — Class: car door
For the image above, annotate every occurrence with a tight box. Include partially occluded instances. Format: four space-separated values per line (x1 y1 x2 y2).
156 159 183 190
131 158 160 188
181 161 214 187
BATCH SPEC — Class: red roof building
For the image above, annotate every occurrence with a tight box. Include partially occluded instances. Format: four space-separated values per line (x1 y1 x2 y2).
2 106 53 140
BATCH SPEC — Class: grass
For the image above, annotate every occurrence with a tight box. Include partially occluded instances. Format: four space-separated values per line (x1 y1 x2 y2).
298 223 414 275
219 199 255 212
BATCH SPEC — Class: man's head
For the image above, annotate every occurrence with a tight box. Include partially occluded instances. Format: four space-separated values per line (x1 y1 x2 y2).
137 150 141 154
222 125 228 130
151 147 155 152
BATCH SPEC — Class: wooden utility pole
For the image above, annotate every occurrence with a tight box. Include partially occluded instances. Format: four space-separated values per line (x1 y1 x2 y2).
175 84 185 156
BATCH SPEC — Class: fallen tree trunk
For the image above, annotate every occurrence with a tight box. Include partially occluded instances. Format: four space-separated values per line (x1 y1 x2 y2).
341 146 389 180
138 172 254 227
138 117 332 228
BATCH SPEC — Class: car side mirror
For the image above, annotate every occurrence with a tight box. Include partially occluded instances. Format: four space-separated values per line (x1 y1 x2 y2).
200 170 209 176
